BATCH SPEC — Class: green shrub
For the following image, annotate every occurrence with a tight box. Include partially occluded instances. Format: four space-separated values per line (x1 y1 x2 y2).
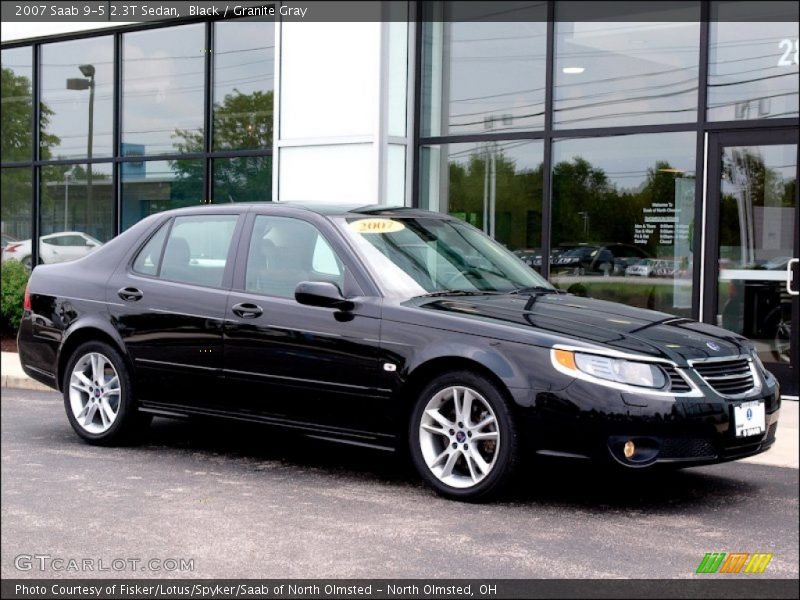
1 260 30 331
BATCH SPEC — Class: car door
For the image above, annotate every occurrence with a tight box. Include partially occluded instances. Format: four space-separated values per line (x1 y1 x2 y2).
223 211 390 434
106 211 244 409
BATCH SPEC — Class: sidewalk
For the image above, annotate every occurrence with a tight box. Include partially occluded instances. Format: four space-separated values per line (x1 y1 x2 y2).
1 351 51 392
1 350 797 468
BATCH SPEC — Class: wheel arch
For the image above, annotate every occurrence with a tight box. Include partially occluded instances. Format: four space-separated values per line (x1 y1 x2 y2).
56 321 130 392
396 356 519 439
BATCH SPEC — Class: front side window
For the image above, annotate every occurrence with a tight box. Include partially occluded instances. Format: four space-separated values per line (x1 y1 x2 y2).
137 215 238 287
245 216 345 299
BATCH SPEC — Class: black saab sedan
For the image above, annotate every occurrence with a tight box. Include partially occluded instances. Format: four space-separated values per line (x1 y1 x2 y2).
18 204 780 500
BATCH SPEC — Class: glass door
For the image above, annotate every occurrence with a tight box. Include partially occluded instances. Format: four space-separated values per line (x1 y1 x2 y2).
705 130 799 396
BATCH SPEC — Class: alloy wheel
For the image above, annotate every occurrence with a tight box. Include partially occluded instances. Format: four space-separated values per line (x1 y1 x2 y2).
418 385 500 489
68 352 121 434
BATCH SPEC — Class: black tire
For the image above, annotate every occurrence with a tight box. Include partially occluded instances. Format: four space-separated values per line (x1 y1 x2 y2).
408 370 519 502
62 341 151 446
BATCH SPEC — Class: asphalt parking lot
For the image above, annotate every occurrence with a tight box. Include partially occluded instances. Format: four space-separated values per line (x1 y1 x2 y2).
1 388 798 579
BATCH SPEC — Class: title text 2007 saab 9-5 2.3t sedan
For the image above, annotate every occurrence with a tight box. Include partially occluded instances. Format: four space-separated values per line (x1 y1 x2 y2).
18 204 781 500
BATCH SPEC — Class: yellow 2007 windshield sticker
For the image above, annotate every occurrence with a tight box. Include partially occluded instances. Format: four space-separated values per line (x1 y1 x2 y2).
349 218 406 234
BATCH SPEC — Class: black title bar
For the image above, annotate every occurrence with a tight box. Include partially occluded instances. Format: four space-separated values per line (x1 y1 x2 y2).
1 1 798 23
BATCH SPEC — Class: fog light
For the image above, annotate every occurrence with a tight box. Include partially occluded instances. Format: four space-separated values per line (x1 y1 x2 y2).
623 440 635 458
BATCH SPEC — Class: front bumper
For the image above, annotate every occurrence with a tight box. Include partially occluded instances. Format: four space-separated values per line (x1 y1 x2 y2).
526 378 781 468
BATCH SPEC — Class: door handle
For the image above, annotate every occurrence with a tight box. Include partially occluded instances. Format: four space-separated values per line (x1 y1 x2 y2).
788 258 799 296
118 287 143 302
232 302 263 318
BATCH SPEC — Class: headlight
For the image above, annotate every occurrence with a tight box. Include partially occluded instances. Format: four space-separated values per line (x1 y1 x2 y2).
553 349 667 389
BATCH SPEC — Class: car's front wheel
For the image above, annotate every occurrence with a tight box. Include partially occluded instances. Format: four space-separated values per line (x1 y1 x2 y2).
63 341 151 445
409 371 519 501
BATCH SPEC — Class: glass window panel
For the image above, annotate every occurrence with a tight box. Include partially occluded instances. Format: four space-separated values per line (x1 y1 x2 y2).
122 24 205 156
388 19 409 137
716 143 796 367
39 163 113 265
708 2 799 121
133 220 169 276
1 167 32 268
550 132 696 318
1 47 33 162
40 36 113 160
245 215 345 298
121 159 202 230
212 156 271 203
213 20 274 151
420 140 544 271
554 14 700 128
160 215 238 288
421 3 547 136
386 144 406 207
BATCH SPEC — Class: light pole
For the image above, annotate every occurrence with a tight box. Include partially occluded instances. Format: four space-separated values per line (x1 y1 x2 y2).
64 171 72 230
66 64 95 231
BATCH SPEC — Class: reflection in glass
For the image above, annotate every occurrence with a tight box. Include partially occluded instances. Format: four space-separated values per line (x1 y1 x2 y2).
717 144 796 366
213 20 274 151
420 141 544 269
708 3 799 121
212 156 271 203
554 19 700 128
1 47 33 162
421 3 547 136
1 168 33 268
40 163 113 265
551 133 696 317
40 36 114 159
121 159 202 230
122 24 205 156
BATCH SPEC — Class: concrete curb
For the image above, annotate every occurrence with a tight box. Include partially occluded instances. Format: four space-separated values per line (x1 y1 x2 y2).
1 375 52 392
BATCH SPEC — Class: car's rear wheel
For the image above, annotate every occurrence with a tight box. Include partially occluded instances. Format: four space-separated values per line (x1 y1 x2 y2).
63 341 150 445
409 371 519 501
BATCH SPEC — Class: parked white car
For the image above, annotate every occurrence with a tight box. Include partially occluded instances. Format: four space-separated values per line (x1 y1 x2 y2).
2 231 103 269
625 258 657 277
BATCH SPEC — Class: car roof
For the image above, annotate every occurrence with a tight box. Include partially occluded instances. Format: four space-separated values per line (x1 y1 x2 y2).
165 202 450 220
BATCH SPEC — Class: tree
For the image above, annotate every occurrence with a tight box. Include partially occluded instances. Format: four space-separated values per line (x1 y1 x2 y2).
171 89 273 202
447 148 544 250
1 67 60 240
551 157 611 246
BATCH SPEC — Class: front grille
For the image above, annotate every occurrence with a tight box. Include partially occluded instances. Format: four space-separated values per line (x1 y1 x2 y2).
693 358 755 397
660 438 716 459
663 366 692 393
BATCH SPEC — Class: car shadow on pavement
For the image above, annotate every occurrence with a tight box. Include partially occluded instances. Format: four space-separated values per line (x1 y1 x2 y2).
135 416 760 511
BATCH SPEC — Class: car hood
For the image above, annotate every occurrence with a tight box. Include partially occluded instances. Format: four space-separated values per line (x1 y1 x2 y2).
402 292 750 364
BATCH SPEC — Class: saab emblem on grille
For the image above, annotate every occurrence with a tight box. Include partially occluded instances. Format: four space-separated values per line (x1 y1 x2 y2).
706 342 721 351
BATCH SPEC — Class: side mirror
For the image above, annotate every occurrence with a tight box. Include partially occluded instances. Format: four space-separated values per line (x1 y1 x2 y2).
295 281 354 312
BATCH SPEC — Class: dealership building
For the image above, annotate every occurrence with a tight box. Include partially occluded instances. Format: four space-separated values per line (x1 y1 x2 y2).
1 1 798 393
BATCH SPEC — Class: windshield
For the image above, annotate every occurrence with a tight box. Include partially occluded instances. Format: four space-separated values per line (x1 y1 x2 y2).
336 216 553 297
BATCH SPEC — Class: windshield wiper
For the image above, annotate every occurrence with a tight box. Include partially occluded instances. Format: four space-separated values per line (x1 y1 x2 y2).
417 289 504 298
508 286 562 295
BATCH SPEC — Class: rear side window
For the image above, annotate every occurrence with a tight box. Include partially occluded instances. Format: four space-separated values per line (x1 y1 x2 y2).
133 221 169 276
133 215 238 288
